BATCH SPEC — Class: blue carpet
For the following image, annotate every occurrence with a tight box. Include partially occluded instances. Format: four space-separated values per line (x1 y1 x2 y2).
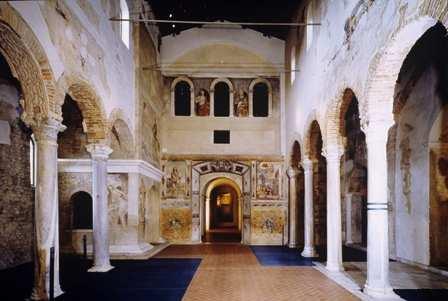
250 246 315 266
0 257 201 301
394 289 448 301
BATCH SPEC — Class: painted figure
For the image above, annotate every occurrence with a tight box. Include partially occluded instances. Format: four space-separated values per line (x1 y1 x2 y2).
235 89 249 117
195 88 210 116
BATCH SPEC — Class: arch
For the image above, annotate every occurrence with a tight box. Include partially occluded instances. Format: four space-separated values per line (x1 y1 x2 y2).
60 75 108 143
363 16 444 124
108 112 134 159
71 191 93 230
0 4 60 125
203 177 242 240
249 78 272 117
303 110 324 158
288 131 304 166
326 88 361 148
210 78 234 117
171 76 195 116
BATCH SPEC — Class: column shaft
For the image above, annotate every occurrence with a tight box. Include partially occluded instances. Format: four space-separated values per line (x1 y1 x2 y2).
345 193 353 244
301 160 317 257
287 167 299 248
31 118 65 300
325 148 343 272
87 144 114 272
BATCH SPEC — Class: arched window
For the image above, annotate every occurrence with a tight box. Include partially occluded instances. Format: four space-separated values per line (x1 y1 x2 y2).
120 0 130 48
306 2 314 51
290 46 296 84
253 83 269 117
214 82 230 117
72 191 93 229
174 81 191 116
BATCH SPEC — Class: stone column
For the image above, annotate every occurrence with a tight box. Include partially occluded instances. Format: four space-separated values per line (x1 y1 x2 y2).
301 159 317 257
287 166 300 248
86 144 114 272
324 145 344 272
363 121 397 298
345 193 353 244
31 118 65 300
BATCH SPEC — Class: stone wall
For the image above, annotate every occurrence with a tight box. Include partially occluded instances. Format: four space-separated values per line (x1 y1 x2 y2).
0 79 34 270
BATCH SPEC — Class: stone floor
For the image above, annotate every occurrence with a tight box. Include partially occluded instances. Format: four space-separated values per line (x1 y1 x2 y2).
156 244 359 301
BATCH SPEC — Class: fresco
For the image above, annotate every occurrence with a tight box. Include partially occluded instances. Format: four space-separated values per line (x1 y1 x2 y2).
141 102 160 167
251 207 285 244
163 161 188 198
160 207 192 241
195 88 210 116
234 88 249 117
256 162 281 199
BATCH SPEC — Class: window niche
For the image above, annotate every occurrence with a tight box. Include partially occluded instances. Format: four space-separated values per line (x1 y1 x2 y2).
250 79 272 117
72 191 93 229
172 78 194 116
211 79 233 117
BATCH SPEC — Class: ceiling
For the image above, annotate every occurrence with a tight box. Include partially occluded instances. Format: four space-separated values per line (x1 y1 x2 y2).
146 0 301 40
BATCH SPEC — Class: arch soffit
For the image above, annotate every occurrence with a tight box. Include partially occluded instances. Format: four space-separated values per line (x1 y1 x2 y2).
205 177 242 198
171 76 195 91
60 74 108 143
363 13 445 124
0 5 60 124
210 78 234 92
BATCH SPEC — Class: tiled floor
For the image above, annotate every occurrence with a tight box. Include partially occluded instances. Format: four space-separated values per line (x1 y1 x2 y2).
156 244 359 301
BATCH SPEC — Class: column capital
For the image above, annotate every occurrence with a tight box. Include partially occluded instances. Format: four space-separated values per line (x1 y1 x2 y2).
86 143 113 160
362 118 394 144
32 117 66 143
322 144 344 161
301 158 315 171
286 166 300 178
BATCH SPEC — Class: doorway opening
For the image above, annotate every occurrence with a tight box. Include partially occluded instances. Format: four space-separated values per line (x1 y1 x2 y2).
203 178 242 243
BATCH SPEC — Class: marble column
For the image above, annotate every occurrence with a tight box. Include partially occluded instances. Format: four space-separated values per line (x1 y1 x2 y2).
301 159 317 257
363 121 397 298
287 166 299 248
324 145 344 272
31 118 65 300
345 193 353 244
86 144 114 272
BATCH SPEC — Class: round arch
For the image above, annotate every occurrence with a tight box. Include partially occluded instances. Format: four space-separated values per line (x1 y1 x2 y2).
60 75 108 143
171 76 195 117
0 8 59 125
109 117 134 159
202 176 243 241
303 111 324 158
249 77 272 117
210 78 234 117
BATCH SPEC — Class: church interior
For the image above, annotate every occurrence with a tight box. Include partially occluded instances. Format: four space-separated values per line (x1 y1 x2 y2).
1 0 448 300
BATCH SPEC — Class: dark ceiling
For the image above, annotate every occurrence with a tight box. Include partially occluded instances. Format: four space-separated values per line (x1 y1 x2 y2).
145 0 301 40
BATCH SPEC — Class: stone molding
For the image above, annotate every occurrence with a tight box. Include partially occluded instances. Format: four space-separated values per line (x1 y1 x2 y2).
58 159 164 181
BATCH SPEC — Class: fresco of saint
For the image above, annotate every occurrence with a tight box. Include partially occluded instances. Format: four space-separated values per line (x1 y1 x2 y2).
235 89 249 117
195 88 210 116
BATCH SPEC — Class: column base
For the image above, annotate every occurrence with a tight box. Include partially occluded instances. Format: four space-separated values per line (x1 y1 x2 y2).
30 285 64 300
288 243 297 248
326 262 344 273
88 264 115 273
301 247 318 258
364 284 401 299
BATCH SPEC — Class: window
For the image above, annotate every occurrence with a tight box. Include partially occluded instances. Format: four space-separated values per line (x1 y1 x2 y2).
30 134 36 188
214 82 230 117
290 46 296 84
306 2 313 51
120 0 130 48
214 130 230 144
174 81 191 116
253 83 269 117
72 191 93 229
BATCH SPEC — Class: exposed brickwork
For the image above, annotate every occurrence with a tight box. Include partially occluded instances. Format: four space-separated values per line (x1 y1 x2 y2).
0 120 33 270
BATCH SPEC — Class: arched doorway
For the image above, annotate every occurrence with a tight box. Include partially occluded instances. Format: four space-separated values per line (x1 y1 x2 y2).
203 177 242 243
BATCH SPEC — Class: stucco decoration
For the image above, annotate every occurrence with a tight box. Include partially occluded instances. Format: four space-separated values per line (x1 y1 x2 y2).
256 162 281 200
108 174 128 228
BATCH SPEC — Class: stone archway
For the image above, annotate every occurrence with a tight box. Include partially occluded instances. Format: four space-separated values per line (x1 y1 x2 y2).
203 177 242 242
